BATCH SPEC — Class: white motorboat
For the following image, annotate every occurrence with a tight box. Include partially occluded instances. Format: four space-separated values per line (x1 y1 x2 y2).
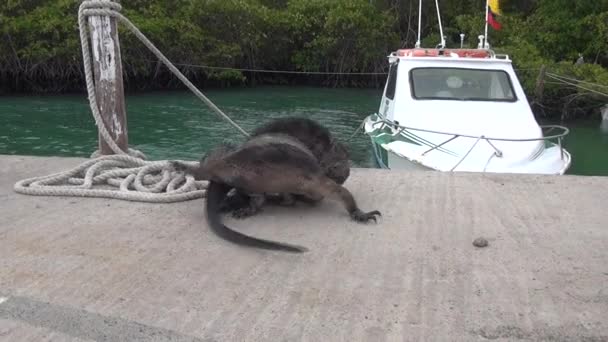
363 1 571 175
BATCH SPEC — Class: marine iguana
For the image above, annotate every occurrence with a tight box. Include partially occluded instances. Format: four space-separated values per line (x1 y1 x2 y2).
172 132 380 253
250 117 351 184
219 117 352 218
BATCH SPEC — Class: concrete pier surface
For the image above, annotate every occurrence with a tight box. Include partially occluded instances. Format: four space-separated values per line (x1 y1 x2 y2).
1 155 607 341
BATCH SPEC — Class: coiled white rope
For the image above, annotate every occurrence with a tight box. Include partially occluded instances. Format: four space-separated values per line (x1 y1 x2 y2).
14 156 206 203
14 0 250 202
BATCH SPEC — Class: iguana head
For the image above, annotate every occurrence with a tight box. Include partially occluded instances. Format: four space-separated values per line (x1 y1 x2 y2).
320 139 351 185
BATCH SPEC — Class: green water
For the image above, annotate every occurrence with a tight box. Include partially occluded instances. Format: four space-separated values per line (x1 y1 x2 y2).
1 86 607 175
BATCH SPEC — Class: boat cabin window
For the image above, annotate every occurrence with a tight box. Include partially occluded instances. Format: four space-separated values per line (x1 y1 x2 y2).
409 67 516 102
385 61 398 100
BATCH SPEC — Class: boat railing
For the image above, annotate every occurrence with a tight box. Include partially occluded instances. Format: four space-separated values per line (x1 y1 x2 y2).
370 115 570 171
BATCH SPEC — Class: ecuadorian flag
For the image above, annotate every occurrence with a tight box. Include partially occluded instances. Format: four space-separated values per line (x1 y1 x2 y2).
487 0 502 30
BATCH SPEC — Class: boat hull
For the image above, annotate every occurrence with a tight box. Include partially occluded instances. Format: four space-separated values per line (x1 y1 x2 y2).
371 139 430 171
365 114 572 175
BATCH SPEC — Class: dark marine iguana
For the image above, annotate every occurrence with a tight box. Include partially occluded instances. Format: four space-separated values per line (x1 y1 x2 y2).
251 116 351 184
171 132 380 253
219 117 352 218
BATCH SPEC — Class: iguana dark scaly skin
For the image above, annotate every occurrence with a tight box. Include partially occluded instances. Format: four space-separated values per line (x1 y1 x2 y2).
171 132 380 253
219 117 352 218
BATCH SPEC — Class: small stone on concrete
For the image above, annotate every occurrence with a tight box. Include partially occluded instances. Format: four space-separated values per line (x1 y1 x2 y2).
473 237 489 248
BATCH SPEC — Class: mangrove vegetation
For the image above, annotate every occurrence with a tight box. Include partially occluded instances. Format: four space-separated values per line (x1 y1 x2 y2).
1 0 607 119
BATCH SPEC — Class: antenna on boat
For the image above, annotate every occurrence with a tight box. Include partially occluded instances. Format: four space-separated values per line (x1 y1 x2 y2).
415 0 422 48
413 0 446 49
434 0 445 48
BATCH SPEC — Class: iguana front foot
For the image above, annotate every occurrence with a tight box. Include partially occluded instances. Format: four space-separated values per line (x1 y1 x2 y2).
350 209 382 223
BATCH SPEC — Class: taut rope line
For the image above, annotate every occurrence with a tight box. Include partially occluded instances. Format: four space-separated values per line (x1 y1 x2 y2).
14 0 250 202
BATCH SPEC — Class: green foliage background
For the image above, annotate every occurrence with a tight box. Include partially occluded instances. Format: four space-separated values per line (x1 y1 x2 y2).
1 0 607 118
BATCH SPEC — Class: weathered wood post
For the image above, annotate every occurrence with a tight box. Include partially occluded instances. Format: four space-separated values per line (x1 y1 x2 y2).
86 0 128 154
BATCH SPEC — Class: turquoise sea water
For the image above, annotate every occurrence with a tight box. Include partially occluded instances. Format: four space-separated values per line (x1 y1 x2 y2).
1 86 607 175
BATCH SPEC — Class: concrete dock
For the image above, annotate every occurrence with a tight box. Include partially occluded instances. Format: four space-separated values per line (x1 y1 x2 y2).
1 155 607 341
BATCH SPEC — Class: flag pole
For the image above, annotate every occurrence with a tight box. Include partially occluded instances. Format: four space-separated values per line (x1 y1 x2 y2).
415 0 422 48
484 0 489 48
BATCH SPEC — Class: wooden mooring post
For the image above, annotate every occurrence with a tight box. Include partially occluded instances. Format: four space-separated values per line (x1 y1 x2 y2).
86 0 128 154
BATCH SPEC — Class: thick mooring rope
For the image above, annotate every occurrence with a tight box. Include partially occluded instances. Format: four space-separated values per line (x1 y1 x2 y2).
14 156 205 203
14 0 249 203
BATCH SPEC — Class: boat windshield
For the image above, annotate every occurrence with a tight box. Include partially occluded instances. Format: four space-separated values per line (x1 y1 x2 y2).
410 67 516 102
